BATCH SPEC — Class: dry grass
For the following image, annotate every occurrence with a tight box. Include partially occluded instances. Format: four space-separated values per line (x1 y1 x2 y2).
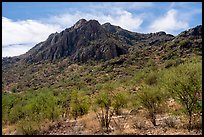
77 111 101 134
2 124 17 135
3 107 201 135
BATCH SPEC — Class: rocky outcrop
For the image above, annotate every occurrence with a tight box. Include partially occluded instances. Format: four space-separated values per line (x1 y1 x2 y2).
177 25 202 38
2 19 202 65
102 23 175 46
21 19 129 63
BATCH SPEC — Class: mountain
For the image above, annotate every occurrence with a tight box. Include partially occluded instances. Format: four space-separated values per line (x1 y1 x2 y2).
18 19 129 63
177 25 202 38
172 25 202 51
2 19 202 65
2 19 202 92
102 22 175 46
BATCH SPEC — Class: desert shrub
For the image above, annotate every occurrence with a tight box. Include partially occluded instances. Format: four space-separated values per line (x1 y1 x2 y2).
56 90 72 119
2 93 20 124
95 83 103 91
16 117 40 135
4 88 63 126
101 82 115 92
164 116 180 128
136 85 167 126
112 92 129 115
9 104 25 123
94 91 114 133
105 65 113 73
144 71 159 86
70 91 90 120
83 74 94 84
133 69 146 83
164 58 184 69
179 39 190 48
164 59 177 68
23 89 62 121
163 61 202 130
11 86 17 93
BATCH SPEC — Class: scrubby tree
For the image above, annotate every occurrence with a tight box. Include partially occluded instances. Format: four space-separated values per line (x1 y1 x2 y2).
164 62 202 130
112 92 129 115
94 91 114 133
70 91 90 120
16 116 40 135
136 85 166 126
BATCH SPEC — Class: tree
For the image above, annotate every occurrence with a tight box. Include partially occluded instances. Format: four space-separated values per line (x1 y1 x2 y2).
164 62 202 130
136 85 166 126
70 91 90 120
94 91 114 133
112 92 128 115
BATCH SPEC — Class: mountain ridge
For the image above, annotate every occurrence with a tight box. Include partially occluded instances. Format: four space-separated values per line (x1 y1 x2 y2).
2 19 202 65
2 19 202 93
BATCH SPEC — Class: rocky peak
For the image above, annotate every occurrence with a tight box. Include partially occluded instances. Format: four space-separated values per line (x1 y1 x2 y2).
102 23 117 33
154 31 166 36
84 20 102 31
87 19 100 25
18 19 129 63
178 25 202 37
102 22 174 46
73 19 87 29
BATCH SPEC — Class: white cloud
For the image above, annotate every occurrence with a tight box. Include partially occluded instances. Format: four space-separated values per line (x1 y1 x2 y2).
112 2 154 10
2 17 62 57
88 2 154 11
2 44 33 57
148 9 189 35
48 9 143 31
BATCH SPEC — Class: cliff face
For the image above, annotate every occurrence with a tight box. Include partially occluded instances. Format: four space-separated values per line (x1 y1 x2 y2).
102 22 175 46
18 19 129 63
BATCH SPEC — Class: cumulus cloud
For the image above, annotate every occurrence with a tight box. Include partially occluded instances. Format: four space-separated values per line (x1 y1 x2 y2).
2 17 62 57
48 9 143 31
2 44 33 57
148 9 189 35
2 17 62 46
88 2 154 11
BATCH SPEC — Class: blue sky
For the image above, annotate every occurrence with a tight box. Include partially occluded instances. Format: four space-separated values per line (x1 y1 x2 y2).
2 2 202 57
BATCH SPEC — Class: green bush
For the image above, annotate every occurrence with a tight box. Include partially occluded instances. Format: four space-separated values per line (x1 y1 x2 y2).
94 91 114 132
136 85 167 126
179 40 190 48
11 86 17 93
9 104 25 123
163 61 202 130
16 117 40 135
3 88 63 126
70 91 90 120
164 59 177 68
2 93 20 124
144 71 158 86
112 92 129 115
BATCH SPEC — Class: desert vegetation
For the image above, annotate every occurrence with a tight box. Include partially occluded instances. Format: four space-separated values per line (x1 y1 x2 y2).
2 55 202 135
2 21 202 135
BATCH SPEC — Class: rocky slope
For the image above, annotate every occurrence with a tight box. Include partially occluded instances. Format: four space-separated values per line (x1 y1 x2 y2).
102 22 175 46
15 19 129 63
2 19 202 65
2 19 202 93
